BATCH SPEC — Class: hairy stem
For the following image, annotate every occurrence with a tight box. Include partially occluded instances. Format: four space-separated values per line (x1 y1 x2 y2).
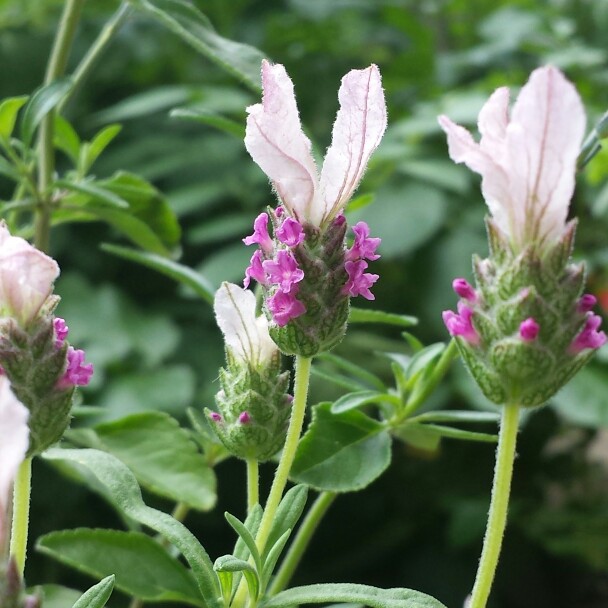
232 355 312 608
246 459 259 513
35 0 85 252
469 403 520 608
269 491 336 595
9 458 32 577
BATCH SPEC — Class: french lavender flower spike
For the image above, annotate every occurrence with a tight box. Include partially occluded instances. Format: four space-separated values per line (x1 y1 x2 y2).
244 61 386 356
439 65 605 409
209 282 291 461
0 225 93 455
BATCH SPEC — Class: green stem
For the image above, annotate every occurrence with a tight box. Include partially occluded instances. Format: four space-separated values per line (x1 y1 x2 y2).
57 2 133 114
35 0 85 252
232 356 312 608
469 403 520 608
269 491 336 595
9 458 32 577
246 459 259 513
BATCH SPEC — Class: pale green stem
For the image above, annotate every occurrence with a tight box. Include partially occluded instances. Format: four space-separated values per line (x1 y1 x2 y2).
269 491 336 595
232 356 312 608
469 403 520 608
57 2 133 114
9 458 32 577
35 0 85 252
246 459 259 513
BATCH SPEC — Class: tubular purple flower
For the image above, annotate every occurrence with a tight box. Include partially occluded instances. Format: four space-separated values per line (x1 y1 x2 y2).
276 217 305 247
342 260 379 300
452 278 477 302
438 66 585 253
238 411 251 424
262 250 305 293
58 347 93 388
53 317 69 347
245 60 387 227
442 303 480 345
346 221 381 262
577 294 597 313
267 290 306 327
243 212 274 253
519 318 540 342
244 249 267 288
569 314 607 354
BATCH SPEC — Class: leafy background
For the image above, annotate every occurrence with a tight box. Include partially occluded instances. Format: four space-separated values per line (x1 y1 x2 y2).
2 0 608 606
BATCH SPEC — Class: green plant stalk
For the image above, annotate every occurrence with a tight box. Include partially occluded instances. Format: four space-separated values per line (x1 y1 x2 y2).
246 459 259 513
469 403 520 608
35 0 85 252
232 355 312 608
9 458 32 577
57 2 133 114
269 491 336 595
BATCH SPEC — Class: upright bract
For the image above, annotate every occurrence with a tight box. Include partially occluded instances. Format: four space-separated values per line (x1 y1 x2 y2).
439 66 605 407
243 61 386 356
209 282 292 461
0 223 93 454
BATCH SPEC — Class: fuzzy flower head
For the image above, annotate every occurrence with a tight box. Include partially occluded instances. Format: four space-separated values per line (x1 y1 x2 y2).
0 223 59 327
0 376 29 550
438 66 585 254
245 60 387 228
214 282 278 368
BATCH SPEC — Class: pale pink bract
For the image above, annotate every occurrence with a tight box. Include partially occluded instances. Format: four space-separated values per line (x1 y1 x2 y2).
245 60 387 227
438 66 585 252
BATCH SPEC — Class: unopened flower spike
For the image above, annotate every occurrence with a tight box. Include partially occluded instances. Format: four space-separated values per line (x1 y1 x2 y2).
244 60 387 356
208 282 292 461
439 65 605 407
0 224 92 455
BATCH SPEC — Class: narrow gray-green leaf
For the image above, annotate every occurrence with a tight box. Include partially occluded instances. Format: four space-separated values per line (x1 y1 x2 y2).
260 583 447 608
0 96 28 139
349 308 418 327
130 0 264 91
83 124 122 172
72 575 115 608
331 391 394 415
170 108 245 138
264 485 307 560
21 78 72 147
43 448 221 608
101 243 214 304
411 411 500 424
54 115 81 164
225 512 262 575
56 179 130 209
291 403 391 492
39 529 202 605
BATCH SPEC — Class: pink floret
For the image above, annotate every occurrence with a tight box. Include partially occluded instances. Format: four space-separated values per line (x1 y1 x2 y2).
263 250 305 293
442 302 480 345
243 212 273 253
452 278 477 302
346 221 381 262
276 217 305 247
54 317 69 347
519 318 540 342
569 313 607 354
244 249 267 288
267 290 306 326
58 346 93 388
342 259 379 300
577 294 597 314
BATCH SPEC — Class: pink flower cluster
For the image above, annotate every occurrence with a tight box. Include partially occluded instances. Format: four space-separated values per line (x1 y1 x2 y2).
569 309 607 354
443 279 481 345
243 212 307 327
342 221 381 300
54 317 94 388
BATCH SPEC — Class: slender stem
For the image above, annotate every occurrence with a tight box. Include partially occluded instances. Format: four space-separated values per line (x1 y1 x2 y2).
57 2 133 114
232 356 312 608
35 0 85 252
246 459 259 513
9 458 32 577
269 491 336 595
469 403 520 608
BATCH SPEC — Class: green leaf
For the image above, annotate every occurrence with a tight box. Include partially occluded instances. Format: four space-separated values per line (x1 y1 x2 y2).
71 575 115 608
264 485 307 560
56 179 130 209
349 308 418 328
170 108 245 138
0 156 19 181
331 391 395 415
0 95 28 140
317 353 386 392
261 529 291 590
411 411 500 424
33 585 81 608
101 243 214 304
21 78 72 147
260 583 447 608
39 529 202 605
130 0 265 92
291 403 391 492
214 555 259 600
43 448 221 608
92 412 216 511
393 422 497 447
392 423 441 453
54 115 81 164
225 512 262 575
82 124 122 172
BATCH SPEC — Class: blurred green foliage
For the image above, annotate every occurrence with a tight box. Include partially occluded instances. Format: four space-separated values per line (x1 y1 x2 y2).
3 0 608 606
